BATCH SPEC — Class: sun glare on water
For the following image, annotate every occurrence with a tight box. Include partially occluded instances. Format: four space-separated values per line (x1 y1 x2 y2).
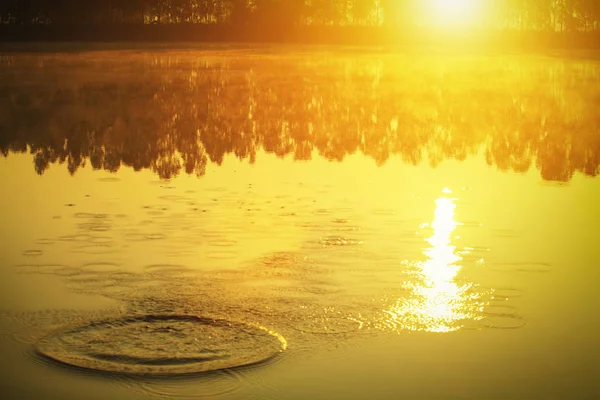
426 0 482 29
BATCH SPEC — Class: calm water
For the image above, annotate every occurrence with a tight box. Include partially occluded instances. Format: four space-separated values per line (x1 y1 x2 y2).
0 44 599 400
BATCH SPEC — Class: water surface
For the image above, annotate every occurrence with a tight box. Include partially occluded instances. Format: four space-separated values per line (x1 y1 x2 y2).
0 44 599 400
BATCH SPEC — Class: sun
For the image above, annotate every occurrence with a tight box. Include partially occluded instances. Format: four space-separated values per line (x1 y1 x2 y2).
425 0 482 29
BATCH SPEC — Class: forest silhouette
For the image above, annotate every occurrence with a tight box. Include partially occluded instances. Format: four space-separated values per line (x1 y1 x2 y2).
2 1 600 46
0 50 599 182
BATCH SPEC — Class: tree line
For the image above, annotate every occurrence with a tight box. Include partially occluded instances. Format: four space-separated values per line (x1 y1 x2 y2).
1 1 599 32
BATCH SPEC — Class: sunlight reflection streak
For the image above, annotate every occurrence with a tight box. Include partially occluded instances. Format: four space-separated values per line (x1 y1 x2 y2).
384 191 484 332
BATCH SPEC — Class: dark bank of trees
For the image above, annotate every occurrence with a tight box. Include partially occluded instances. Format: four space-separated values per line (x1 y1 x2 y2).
1 0 600 32
1 52 598 182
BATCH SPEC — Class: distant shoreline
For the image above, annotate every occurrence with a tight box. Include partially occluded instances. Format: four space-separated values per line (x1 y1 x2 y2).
2 25 600 49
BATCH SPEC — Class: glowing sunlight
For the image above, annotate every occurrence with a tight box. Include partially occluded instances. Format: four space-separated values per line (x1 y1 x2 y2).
384 191 483 333
425 0 482 29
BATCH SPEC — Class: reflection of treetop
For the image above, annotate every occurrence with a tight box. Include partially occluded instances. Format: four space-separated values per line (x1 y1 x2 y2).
0 52 599 182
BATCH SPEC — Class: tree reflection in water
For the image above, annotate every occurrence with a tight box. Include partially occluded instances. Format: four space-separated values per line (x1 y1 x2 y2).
0 50 598 182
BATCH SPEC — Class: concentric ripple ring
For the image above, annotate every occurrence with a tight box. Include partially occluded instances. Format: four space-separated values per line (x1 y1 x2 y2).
35 314 286 375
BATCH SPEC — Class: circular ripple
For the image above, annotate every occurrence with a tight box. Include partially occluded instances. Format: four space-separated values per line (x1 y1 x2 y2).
318 236 363 246
483 304 519 317
209 239 238 247
490 288 523 300
36 238 56 245
480 315 526 329
78 222 111 232
202 230 227 238
314 209 332 216
137 370 243 399
36 315 286 375
65 271 118 292
80 262 121 273
89 236 114 244
143 205 170 211
22 250 43 256
74 213 108 219
332 219 351 224
146 211 165 216
143 264 198 278
124 233 167 242
59 234 93 242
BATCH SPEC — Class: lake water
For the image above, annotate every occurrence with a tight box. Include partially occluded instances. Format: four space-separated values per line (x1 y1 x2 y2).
0 44 599 400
